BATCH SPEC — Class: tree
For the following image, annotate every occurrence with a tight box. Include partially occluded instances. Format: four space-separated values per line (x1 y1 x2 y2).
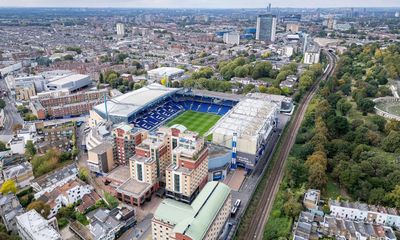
78 168 89 183
25 140 36 159
0 99 5 109
266 87 282 95
327 116 349 137
283 197 302 218
12 123 22 134
251 62 272 79
99 73 104 83
369 115 387 132
27 200 51 217
308 163 327 190
104 192 119 209
0 180 17 194
386 185 400 208
0 142 7 152
258 85 267 93
368 188 386 205
243 84 255 94
382 131 400 153
336 98 352 116
160 77 167 86
357 98 375 114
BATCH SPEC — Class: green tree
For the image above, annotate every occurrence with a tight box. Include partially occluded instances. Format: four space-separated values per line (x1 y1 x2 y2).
336 98 352 116
0 142 7 152
266 87 282 95
258 85 267 93
283 195 302 218
382 131 400 153
357 98 375 114
25 140 36 159
78 168 89 183
386 185 400 208
104 192 119 209
0 99 5 109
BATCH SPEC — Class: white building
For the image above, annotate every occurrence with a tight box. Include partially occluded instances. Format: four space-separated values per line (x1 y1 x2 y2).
304 47 320 65
7 137 25 155
329 200 400 229
37 179 93 218
212 96 279 169
116 23 125 36
147 67 184 83
46 74 91 92
223 32 240 45
16 210 61 240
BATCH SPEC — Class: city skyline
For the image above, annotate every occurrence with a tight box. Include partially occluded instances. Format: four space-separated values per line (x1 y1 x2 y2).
1 0 400 8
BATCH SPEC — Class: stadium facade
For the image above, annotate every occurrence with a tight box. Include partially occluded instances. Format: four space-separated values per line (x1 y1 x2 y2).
90 83 293 170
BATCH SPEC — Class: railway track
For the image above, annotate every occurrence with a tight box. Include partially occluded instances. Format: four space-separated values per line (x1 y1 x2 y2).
242 50 337 240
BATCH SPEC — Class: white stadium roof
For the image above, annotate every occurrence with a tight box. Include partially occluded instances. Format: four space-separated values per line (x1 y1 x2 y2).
94 83 180 118
212 98 278 138
147 67 184 77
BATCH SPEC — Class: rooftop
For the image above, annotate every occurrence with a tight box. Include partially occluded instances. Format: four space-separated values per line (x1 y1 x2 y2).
93 83 180 118
147 67 184 77
105 166 131 184
116 178 153 198
47 74 89 85
16 210 61 240
154 181 230 240
212 97 278 138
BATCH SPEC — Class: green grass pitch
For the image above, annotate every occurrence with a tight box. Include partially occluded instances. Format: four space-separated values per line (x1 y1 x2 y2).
166 110 221 136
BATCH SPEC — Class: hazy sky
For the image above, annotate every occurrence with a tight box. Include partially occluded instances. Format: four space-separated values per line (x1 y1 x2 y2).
1 0 400 8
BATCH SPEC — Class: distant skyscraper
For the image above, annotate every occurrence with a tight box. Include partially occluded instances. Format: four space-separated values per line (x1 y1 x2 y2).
256 14 277 42
267 3 271 13
116 23 125 36
396 11 400 18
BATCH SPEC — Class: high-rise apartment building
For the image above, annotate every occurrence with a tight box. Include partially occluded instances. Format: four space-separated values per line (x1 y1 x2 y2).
256 14 277 42
165 126 208 203
116 23 125 36
113 123 147 165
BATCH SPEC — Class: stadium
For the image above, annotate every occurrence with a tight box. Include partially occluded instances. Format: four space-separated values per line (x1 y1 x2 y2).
90 83 293 171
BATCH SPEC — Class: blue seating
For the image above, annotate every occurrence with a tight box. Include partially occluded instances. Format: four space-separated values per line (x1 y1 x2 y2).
131 95 238 130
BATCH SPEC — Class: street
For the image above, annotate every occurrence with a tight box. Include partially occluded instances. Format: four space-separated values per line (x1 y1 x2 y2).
0 78 23 135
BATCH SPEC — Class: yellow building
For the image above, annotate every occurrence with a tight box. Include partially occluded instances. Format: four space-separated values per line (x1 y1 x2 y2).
87 142 115 173
15 82 36 101
164 126 209 204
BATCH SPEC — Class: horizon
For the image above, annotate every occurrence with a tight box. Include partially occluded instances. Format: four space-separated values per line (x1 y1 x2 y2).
1 0 400 9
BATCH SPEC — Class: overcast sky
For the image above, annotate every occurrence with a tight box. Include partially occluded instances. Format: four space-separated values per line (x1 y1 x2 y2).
1 0 400 8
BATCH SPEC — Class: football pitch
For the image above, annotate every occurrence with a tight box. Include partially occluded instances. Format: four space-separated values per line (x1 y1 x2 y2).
166 110 221 136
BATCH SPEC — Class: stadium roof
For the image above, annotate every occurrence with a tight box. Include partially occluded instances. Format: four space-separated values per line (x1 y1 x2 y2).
212 97 278 138
93 83 180 118
147 67 184 77
154 181 230 240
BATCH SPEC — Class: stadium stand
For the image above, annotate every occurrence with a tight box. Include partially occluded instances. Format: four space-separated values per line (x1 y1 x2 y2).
132 94 238 130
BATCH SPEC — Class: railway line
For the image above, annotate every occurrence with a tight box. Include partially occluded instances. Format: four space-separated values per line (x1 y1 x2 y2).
241 50 337 240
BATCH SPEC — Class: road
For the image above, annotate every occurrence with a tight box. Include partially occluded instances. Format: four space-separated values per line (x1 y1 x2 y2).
241 50 337 240
0 78 23 135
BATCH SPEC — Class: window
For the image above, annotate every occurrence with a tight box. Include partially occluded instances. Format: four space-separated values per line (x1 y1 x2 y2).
174 174 180 192
137 164 143 181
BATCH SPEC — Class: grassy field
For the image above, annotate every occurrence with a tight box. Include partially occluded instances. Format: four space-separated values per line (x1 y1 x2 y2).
166 110 221 136
376 102 400 116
